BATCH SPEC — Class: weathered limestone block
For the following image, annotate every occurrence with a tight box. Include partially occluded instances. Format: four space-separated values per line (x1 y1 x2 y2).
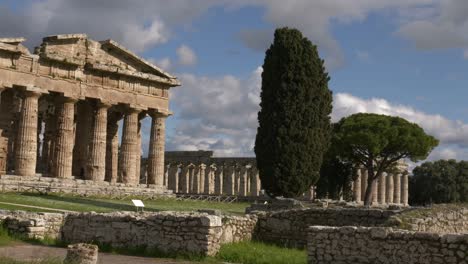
147 111 167 186
64 243 98 264
51 97 76 179
86 101 110 181
15 89 42 176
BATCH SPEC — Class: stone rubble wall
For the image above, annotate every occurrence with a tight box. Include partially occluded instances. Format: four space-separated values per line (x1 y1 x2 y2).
307 226 468 264
220 215 258 244
398 206 468 234
0 210 64 239
0 175 173 198
254 208 401 248
0 210 256 256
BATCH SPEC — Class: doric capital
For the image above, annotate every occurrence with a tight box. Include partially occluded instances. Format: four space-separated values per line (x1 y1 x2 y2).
148 108 171 118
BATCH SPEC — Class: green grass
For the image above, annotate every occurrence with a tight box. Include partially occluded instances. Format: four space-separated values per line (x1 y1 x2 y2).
0 257 62 264
0 192 249 215
214 241 307 264
0 226 17 247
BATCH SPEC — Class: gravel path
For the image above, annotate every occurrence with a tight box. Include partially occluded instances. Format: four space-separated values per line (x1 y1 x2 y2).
0 244 196 264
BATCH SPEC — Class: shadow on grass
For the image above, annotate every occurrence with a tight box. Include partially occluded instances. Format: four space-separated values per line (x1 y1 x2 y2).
19 193 160 213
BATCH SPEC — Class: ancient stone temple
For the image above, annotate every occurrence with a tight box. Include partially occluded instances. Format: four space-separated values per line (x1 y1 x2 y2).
0 34 179 194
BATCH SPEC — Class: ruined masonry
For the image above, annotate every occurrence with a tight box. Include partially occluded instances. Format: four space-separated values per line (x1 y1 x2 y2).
0 34 179 192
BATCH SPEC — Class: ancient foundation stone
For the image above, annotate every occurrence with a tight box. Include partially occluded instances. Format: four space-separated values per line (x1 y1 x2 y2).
64 243 98 264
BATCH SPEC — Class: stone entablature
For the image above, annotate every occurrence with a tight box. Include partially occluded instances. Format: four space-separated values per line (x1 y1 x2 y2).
0 34 179 190
307 226 468 264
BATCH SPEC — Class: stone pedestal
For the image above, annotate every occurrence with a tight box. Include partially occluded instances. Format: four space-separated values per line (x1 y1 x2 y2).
15 90 42 176
51 97 76 179
86 102 110 181
64 243 98 264
118 108 140 185
353 169 362 203
147 112 167 186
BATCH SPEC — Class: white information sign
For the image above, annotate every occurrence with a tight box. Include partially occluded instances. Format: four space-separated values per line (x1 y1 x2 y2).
132 199 145 207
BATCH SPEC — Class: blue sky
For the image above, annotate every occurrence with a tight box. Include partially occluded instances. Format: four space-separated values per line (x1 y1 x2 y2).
1 0 468 163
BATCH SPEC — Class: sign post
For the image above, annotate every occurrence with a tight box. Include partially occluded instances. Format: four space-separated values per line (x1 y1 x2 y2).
132 199 145 212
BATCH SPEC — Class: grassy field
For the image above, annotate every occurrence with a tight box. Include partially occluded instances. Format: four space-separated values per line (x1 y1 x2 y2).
0 192 249 214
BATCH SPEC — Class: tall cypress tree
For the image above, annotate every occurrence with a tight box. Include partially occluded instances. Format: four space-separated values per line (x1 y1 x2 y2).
254 27 333 198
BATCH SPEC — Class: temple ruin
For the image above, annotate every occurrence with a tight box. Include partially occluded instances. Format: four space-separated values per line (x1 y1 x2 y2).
0 34 179 193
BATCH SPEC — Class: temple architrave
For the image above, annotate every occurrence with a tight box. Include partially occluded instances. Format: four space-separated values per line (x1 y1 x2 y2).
0 34 179 191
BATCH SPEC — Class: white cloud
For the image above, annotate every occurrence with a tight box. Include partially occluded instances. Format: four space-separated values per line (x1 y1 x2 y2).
157 57 173 71
165 68 468 163
356 50 371 62
176 45 197 66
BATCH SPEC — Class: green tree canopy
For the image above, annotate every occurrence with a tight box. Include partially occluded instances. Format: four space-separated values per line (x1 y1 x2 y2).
333 113 439 205
411 159 468 204
255 27 333 198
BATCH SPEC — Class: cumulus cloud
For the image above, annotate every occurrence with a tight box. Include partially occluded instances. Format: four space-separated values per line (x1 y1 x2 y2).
166 68 468 163
396 0 468 55
0 0 220 52
176 45 197 66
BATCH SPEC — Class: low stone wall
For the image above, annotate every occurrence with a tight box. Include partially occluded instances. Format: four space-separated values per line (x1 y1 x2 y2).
0 210 64 239
220 215 258 244
0 175 173 198
254 208 401 248
308 226 468 264
398 205 468 233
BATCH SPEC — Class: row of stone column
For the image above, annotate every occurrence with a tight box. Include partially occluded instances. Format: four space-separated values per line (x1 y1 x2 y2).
164 163 261 196
0 87 168 187
352 168 409 206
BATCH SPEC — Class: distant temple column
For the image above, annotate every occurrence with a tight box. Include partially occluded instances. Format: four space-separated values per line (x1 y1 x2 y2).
198 164 206 194
353 169 362 203
393 174 401 204
168 164 179 193
378 173 386 204
147 111 168 186
72 101 92 178
204 165 214 194
51 96 77 179
105 111 122 183
401 173 409 206
85 101 111 181
135 112 146 184
249 166 260 196
214 164 223 195
223 164 235 195
179 165 190 193
42 103 57 175
371 179 378 204
386 173 394 204
360 168 368 201
118 107 140 185
239 166 248 196
14 89 42 176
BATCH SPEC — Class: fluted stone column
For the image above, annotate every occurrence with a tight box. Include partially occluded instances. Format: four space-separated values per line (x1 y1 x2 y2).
401 173 409 206
223 164 235 195
386 173 394 204
199 164 206 194
353 169 362 203
105 112 122 183
371 179 378 204
42 105 57 175
147 112 167 186
85 102 110 181
118 108 140 185
360 168 368 202
206 165 216 194
168 164 179 192
249 166 260 196
378 173 386 204
72 101 92 178
135 113 145 184
214 164 223 195
15 89 42 176
239 166 248 196
393 173 401 204
234 167 241 195
51 97 76 179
